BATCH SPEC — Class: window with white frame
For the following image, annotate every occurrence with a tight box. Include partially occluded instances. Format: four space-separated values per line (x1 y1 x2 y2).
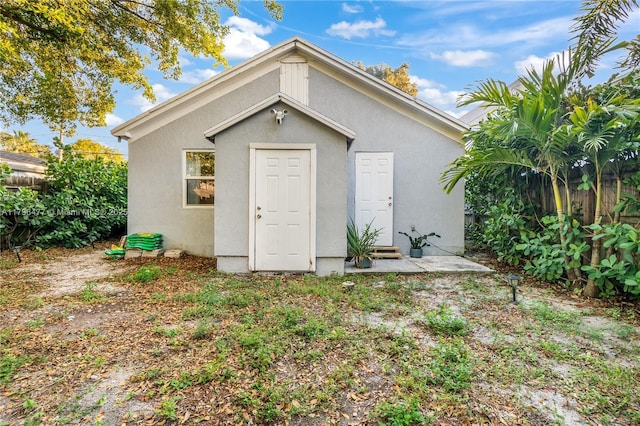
184 150 215 207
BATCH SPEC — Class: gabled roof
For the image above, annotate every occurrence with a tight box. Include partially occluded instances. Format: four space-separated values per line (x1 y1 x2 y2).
204 93 356 141
0 150 47 174
112 36 468 143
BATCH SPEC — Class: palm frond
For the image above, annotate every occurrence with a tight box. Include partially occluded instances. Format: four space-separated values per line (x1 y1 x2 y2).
440 146 537 194
457 79 515 108
570 0 639 76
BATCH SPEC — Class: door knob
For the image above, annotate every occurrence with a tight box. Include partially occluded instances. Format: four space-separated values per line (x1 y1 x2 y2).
257 206 262 211
388 203 392 207
257 214 262 219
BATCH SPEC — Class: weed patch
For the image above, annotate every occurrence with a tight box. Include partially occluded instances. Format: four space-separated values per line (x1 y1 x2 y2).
525 302 582 331
79 281 103 303
422 304 469 336
129 265 163 283
156 396 179 421
373 399 432 425
0 353 29 385
425 338 474 392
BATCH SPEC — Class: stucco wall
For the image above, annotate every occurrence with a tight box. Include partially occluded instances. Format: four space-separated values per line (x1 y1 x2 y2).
308 67 465 255
127 70 279 257
215 101 348 274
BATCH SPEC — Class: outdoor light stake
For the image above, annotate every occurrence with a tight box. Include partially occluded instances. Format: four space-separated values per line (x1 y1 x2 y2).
12 246 22 263
506 274 519 303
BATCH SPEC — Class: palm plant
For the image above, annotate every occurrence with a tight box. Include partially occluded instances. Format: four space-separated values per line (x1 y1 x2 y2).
565 84 640 296
441 0 640 297
347 218 381 268
442 54 583 282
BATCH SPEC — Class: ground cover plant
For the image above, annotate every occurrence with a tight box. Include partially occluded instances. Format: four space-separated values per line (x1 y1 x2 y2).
0 246 639 425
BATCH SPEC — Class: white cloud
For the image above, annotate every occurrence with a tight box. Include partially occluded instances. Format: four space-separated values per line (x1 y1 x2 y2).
342 3 363 14
178 55 193 67
412 76 464 110
130 84 177 112
326 17 395 39
178 68 219 84
225 16 273 35
105 113 124 127
514 52 561 76
431 50 495 67
222 16 274 60
398 17 572 51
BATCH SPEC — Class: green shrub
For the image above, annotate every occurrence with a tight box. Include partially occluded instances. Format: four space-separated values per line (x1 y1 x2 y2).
582 222 640 297
37 149 127 248
192 321 213 340
1 147 127 249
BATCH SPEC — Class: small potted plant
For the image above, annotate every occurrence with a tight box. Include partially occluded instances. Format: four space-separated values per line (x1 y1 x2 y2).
398 230 440 258
347 219 381 268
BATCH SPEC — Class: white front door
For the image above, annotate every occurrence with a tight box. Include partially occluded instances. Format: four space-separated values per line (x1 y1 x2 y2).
355 152 394 246
254 149 312 271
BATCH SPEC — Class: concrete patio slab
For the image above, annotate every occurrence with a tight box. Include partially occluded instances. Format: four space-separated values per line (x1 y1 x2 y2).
345 256 424 274
345 255 494 274
411 256 494 273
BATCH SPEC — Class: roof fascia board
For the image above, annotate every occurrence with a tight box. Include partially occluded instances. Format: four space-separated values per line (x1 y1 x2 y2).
112 60 281 142
1 160 46 174
203 93 356 140
111 38 304 140
308 59 468 144
290 40 468 141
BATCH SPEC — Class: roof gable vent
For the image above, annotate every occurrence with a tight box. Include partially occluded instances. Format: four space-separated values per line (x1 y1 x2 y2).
280 54 308 105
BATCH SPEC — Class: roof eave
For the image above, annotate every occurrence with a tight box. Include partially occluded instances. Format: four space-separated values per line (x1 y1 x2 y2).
203 92 356 141
111 37 304 138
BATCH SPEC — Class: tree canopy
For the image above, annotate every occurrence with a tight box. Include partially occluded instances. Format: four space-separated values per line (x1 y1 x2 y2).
356 61 419 97
0 0 283 137
70 139 125 163
0 130 51 158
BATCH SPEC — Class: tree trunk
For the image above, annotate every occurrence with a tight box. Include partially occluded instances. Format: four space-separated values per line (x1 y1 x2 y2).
58 130 64 160
551 173 578 281
584 168 603 298
563 173 572 217
606 175 623 258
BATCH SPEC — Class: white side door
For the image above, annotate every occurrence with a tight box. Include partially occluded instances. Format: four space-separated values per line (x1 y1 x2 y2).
355 152 394 246
254 149 312 271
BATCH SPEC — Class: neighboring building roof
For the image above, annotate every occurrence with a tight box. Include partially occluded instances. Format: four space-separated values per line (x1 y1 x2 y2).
459 79 524 126
112 36 468 144
0 150 47 174
203 93 356 141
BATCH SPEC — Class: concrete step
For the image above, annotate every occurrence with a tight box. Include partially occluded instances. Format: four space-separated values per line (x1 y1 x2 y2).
371 246 401 259
371 252 402 259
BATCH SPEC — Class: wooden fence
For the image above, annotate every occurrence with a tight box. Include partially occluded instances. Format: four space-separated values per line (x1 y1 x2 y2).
465 172 640 229
533 174 640 226
2 175 46 192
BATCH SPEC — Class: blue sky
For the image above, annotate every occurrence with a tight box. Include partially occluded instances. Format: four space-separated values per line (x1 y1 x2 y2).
7 1 640 157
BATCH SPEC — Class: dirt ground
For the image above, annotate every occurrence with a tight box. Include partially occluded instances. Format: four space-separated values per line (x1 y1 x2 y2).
0 245 639 425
